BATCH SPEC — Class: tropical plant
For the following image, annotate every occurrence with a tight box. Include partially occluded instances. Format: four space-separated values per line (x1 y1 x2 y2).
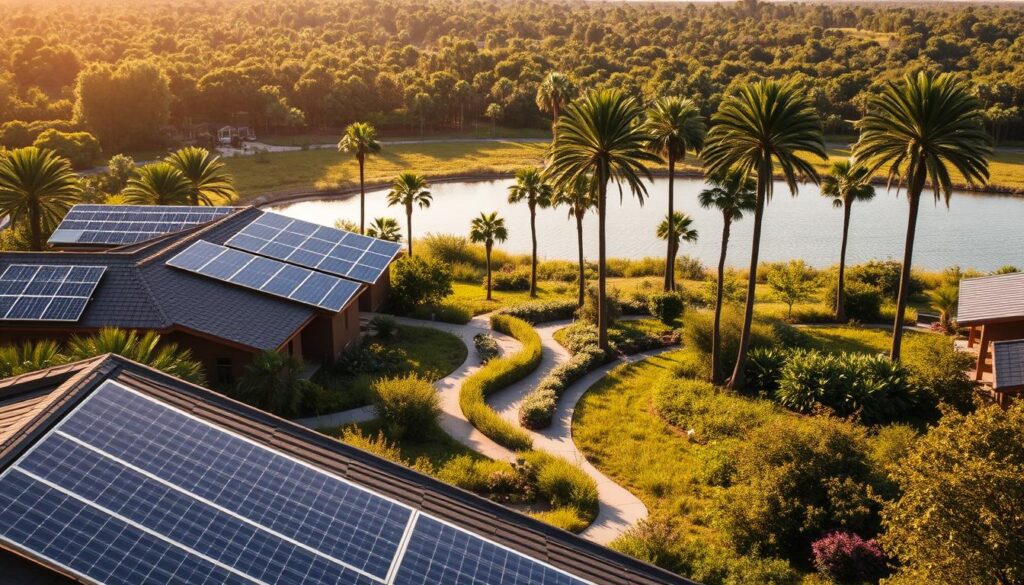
164 146 236 206
334 218 360 232
702 80 826 390
854 72 991 361
0 146 81 250
338 122 381 233
122 162 193 205
66 327 205 384
698 168 757 384
547 89 659 351
233 351 312 417
385 172 431 256
551 173 595 307
469 211 508 301
644 96 705 291
927 284 959 333
507 167 552 297
366 216 402 242
0 339 64 378
656 212 698 292
535 72 578 139
821 159 875 322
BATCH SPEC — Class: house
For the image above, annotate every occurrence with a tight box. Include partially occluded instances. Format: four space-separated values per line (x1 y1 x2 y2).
0 205 401 383
958 272 1024 378
0 354 693 585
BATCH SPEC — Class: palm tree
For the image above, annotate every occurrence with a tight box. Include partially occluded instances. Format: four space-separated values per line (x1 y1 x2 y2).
233 351 307 417
0 339 64 378
385 173 431 256
699 169 757 384
535 72 578 139
67 328 205 384
366 216 402 242
927 285 959 333
552 173 596 307
0 147 81 250
656 212 698 283
164 146 236 206
338 122 382 233
469 212 508 301
507 168 553 298
821 159 875 323
854 72 990 361
702 80 826 391
122 163 193 206
644 96 705 291
547 89 659 352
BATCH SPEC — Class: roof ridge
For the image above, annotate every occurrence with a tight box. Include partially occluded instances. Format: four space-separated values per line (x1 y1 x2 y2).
134 206 260 267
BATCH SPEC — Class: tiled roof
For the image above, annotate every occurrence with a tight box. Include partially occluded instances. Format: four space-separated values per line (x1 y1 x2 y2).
993 339 1024 390
957 272 1024 326
0 356 695 585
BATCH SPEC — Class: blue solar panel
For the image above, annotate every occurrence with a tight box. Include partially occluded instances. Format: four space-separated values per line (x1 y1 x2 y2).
49 205 237 246
225 212 402 284
0 264 104 321
166 241 360 312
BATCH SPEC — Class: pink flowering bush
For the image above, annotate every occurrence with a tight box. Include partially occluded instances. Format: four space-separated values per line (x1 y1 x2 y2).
811 531 888 583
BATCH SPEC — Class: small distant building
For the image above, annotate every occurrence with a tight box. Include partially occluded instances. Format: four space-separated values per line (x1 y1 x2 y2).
992 339 1024 407
958 272 1024 405
218 125 255 146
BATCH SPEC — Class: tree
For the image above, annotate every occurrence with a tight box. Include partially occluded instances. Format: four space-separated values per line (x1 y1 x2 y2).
386 173 431 256
0 146 81 250
233 351 312 417
881 403 1024 584
164 146 236 206
469 211 508 301
102 154 136 194
552 173 596 307
484 103 503 135
767 260 817 320
388 256 453 312
67 327 204 385
72 60 171 150
122 162 193 205
644 96 705 291
821 159 875 322
366 216 402 242
338 122 382 233
31 129 101 170
507 168 552 298
535 72 578 139
547 89 659 352
926 284 959 333
656 211 698 288
702 80 826 391
854 72 991 361
699 169 757 384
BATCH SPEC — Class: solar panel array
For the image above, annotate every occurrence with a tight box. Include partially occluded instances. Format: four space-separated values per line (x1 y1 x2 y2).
0 381 596 585
0 265 105 321
49 205 236 246
226 212 402 284
166 240 360 312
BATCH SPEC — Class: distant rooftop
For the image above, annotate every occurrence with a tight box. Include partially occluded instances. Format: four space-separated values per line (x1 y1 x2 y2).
957 272 1024 326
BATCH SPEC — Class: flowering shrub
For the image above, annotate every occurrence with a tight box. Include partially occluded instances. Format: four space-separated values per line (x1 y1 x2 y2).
811 531 888 583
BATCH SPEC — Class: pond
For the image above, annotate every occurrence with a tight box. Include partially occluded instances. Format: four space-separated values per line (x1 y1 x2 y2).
271 177 1023 271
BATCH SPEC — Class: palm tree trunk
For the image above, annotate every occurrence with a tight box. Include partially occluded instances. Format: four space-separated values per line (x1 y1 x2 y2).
891 166 927 361
597 172 609 353
836 201 852 322
728 165 768 392
358 155 366 234
485 243 493 301
576 212 585 308
406 205 413 257
529 204 538 298
711 217 731 385
665 154 676 292
551 104 559 142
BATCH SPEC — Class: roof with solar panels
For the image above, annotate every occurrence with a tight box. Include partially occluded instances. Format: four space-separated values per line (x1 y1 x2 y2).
0 355 692 585
0 205 402 350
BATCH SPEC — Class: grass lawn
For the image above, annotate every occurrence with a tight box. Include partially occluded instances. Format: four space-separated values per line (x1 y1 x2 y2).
447 280 575 314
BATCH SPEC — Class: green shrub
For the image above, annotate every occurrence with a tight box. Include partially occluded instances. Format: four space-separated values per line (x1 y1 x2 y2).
653 377 777 441
409 300 472 324
537 259 583 282
498 299 577 323
450 261 483 282
519 341 607 429
32 129 102 169
745 347 790 395
829 279 884 323
368 315 398 340
901 334 976 414
669 348 712 380
340 427 404 463
694 439 740 487
680 308 779 376
490 264 531 291
531 507 588 533
558 322 600 354
519 450 599 525
436 455 535 503
576 285 622 325
372 375 441 441
459 315 539 451
647 291 686 324
389 256 454 313
867 424 918 500
419 232 476 265
473 332 500 363
847 260 922 300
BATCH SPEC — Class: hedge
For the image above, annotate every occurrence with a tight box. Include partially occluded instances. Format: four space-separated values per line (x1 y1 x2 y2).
497 299 578 324
520 343 607 429
459 315 541 451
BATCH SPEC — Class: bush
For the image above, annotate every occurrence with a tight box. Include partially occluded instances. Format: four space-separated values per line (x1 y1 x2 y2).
419 232 476 265
812 532 889 584
829 279 884 323
388 256 453 313
745 347 790 395
368 315 398 340
489 264 531 291
409 300 472 324
33 129 102 169
577 285 622 325
647 291 686 324
459 315 540 451
901 334 976 414
519 450 599 526
669 348 712 380
680 308 779 377
846 260 922 300
371 375 441 441
450 261 483 282
436 455 535 503
498 299 577 323
473 332 500 363
519 341 607 429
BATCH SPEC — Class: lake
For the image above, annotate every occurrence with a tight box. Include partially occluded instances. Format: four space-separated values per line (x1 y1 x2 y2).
272 177 1023 271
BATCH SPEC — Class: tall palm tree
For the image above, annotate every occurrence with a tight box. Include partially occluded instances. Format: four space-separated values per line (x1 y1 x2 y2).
644 96 706 291
366 216 402 242
702 80 826 391
699 169 757 384
656 211 698 280
338 122 382 233
507 168 553 298
469 212 508 301
552 173 596 307
854 71 990 361
547 89 660 352
0 147 81 251
122 163 194 206
821 159 875 323
535 72 578 140
164 146 236 206
386 173 431 257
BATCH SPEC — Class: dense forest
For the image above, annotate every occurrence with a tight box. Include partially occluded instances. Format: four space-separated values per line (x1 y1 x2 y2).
1 0 1024 154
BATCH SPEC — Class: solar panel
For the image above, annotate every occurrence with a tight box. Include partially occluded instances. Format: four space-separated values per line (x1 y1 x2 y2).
226 212 402 285
0 264 105 321
166 240 360 312
49 204 236 246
